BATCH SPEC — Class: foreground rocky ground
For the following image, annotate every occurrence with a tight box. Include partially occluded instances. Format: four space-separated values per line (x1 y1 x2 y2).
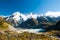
0 30 59 40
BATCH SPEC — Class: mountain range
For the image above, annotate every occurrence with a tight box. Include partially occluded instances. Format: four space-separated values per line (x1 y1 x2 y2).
0 12 60 38
4 12 59 29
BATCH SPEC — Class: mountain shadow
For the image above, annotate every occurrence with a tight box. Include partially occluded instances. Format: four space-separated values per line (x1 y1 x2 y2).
45 20 60 31
18 18 46 29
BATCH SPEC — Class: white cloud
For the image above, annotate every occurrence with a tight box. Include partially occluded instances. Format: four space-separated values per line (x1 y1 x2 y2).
45 11 60 17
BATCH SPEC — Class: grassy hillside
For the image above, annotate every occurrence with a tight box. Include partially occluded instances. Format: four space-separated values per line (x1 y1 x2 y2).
0 31 59 40
0 17 10 30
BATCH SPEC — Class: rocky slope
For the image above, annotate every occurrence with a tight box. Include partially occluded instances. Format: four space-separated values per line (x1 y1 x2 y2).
5 12 56 29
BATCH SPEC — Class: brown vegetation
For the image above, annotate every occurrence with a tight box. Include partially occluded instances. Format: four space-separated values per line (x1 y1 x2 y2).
0 31 59 40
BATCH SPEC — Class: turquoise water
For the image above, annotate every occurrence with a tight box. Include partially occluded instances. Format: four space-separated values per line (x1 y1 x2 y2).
38 29 45 32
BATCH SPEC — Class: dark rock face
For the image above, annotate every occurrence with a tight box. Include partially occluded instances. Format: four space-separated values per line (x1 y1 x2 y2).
45 20 60 31
18 18 42 29
18 18 49 29
55 20 60 26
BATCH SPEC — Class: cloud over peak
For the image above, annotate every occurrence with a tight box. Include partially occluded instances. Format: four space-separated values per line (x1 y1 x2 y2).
45 11 60 17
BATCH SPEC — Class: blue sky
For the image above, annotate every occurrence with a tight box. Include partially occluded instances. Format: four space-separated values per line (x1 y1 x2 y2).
0 0 60 15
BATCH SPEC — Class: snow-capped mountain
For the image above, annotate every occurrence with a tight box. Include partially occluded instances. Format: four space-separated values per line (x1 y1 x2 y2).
5 12 39 27
1 11 60 33
5 12 24 27
4 11 57 28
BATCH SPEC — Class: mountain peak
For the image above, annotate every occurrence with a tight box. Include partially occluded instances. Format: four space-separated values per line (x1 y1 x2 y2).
12 12 21 22
12 11 21 16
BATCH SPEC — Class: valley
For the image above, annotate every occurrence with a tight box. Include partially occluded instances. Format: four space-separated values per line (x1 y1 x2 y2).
0 12 60 40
